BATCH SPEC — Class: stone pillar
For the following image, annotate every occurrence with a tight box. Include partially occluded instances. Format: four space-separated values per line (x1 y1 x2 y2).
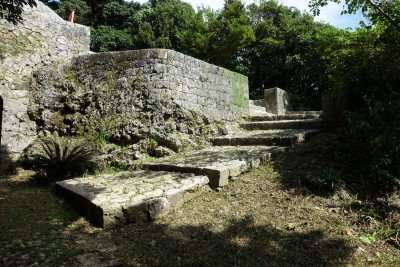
264 87 288 115
322 92 348 129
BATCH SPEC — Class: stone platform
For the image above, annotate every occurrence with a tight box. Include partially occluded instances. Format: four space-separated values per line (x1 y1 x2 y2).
56 171 209 229
249 113 321 122
211 129 318 146
240 119 322 130
143 146 286 187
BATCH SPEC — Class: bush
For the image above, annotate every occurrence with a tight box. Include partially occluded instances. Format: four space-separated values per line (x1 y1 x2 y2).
90 26 133 52
32 136 98 181
347 95 400 189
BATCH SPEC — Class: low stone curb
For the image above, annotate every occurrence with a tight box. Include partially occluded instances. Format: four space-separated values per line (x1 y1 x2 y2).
143 146 287 187
249 113 321 122
56 171 209 229
211 130 319 146
240 119 322 130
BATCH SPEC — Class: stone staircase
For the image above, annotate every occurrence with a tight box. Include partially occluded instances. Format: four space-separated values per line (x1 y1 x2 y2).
57 96 322 229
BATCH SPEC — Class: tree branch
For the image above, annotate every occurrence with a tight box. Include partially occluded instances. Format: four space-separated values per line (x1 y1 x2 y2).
365 0 400 32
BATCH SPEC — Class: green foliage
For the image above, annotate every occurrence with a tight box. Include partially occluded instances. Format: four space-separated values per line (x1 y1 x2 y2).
178 0 255 68
287 92 313 111
131 0 198 49
346 95 400 187
91 26 133 52
101 1 141 30
315 1 400 188
84 129 108 149
32 136 98 181
244 0 330 109
310 0 400 32
150 139 158 149
207 0 256 67
55 0 91 25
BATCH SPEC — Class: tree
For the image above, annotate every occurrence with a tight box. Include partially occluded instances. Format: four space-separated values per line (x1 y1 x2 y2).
176 9 212 60
244 0 330 109
0 0 36 24
100 1 141 30
207 0 255 67
309 0 400 32
131 0 198 49
312 0 400 186
91 25 134 52
177 0 255 68
56 0 91 25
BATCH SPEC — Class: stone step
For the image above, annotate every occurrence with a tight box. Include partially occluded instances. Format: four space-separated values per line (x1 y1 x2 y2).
56 171 209 229
211 129 318 146
249 113 321 122
286 110 322 115
143 146 286 188
249 103 266 112
248 104 270 117
240 119 322 131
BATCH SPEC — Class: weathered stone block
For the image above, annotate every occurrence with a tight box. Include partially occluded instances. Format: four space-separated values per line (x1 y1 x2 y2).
148 198 170 220
263 87 289 115
322 92 348 129
0 0 90 168
56 171 209 228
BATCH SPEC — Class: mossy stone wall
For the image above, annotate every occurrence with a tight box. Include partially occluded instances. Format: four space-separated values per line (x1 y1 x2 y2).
0 1 90 168
73 49 249 121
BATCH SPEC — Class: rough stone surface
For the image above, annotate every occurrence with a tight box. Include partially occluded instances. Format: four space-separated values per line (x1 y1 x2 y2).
240 119 322 131
250 113 321 122
0 0 90 167
72 49 249 121
143 146 286 187
253 88 288 115
27 64 224 162
248 101 270 117
55 87 323 229
211 129 319 146
56 171 209 229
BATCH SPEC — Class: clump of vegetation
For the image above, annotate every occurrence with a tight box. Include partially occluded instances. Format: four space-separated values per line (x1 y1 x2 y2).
32 136 98 181
313 0 400 189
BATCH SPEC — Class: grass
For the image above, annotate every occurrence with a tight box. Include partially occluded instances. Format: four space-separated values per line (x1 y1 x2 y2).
0 170 84 266
1 131 400 266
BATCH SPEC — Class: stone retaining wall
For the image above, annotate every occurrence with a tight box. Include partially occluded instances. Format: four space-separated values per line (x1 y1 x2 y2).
0 0 90 167
72 49 249 121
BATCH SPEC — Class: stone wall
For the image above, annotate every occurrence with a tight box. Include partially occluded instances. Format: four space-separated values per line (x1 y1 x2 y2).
0 1 90 167
72 49 249 121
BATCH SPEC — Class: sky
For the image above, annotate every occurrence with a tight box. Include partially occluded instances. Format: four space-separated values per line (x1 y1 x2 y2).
133 0 365 29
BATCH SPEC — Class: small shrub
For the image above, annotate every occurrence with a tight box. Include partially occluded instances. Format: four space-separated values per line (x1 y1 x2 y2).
346 95 400 189
150 139 158 149
32 136 99 181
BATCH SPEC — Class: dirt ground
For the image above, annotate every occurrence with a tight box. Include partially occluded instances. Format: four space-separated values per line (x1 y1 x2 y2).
1 132 400 266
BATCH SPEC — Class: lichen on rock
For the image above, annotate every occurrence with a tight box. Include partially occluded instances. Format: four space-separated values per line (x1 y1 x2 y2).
27 63 227 167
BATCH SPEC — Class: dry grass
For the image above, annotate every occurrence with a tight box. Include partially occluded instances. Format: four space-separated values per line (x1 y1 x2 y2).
1 132 400 266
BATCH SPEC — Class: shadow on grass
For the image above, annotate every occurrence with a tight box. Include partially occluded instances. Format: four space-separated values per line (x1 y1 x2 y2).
0 145 16 178
112 216 354 266
0 170 84 266
270 131 372 197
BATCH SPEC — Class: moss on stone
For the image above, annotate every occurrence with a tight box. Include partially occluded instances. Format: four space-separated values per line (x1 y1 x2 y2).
227 71 249 117
0 28 44 57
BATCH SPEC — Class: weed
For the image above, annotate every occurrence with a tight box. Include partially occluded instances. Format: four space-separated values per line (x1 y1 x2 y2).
150 139 158 149
31 136 98 181
322 168 345 190
105 71 117 87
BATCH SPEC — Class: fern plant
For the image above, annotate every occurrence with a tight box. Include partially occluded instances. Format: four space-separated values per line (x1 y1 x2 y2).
32 136 98 181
